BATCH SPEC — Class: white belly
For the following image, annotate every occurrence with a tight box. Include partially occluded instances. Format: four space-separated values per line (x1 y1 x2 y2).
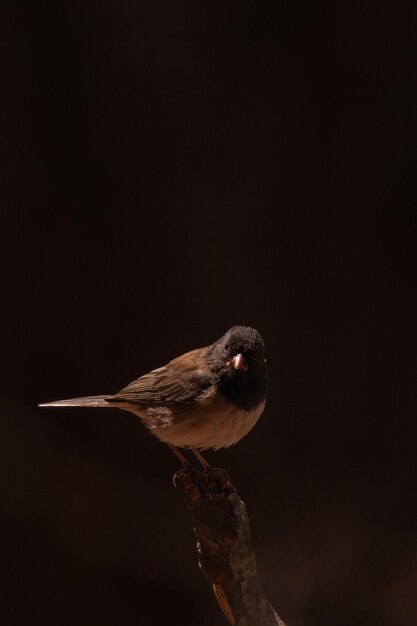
132 400 266 450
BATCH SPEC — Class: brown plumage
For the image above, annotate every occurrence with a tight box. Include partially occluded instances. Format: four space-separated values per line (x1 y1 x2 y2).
39 326 267 452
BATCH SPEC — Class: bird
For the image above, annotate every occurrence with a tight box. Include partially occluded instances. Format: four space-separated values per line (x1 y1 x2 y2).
39 325 267 469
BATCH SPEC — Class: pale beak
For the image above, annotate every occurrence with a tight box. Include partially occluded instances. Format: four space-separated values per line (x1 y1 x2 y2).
231 353 248 371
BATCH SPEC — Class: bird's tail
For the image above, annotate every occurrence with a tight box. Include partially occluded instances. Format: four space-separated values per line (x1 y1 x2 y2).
38 395 113 408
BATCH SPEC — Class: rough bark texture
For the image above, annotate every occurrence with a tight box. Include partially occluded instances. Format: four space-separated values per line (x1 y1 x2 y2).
177 468 285 626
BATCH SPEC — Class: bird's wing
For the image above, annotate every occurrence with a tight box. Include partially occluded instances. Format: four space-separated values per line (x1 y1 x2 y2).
110 348 212 406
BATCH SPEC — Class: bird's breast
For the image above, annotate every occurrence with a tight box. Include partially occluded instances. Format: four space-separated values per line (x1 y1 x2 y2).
142 397 266 450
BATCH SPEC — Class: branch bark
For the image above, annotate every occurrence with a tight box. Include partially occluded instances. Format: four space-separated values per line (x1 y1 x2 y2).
177 467 285 626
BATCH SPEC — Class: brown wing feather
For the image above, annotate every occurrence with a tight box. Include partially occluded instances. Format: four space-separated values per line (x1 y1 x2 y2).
110 348 212 406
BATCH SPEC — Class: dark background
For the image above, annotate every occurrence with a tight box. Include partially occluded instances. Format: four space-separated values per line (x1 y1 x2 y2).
1 2 416 625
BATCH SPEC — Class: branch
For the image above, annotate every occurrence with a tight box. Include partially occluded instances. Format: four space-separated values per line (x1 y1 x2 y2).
176 468 285 626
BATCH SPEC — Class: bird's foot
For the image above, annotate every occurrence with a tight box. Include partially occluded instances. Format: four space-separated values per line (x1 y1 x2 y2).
172 467 193 487
173 465 233 496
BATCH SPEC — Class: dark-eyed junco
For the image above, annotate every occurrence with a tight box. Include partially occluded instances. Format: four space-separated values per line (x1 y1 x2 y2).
39 326 267 467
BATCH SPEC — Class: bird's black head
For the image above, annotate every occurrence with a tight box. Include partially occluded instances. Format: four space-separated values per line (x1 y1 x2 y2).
206 326 267 410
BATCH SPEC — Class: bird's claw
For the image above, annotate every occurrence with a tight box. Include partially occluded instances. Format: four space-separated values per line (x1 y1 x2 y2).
172 466 233 498
172 468 191 487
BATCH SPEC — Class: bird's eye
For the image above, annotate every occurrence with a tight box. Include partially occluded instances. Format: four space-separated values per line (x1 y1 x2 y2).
224 344 229 351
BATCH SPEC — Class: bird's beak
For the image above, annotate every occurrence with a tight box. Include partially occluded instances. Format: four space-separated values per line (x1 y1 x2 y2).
230 353 248 371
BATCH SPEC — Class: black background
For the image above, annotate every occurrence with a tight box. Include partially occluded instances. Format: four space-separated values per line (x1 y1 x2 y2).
1 2 416 625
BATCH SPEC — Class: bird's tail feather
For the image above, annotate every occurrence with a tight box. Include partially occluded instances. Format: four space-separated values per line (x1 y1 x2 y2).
38 395 113 408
